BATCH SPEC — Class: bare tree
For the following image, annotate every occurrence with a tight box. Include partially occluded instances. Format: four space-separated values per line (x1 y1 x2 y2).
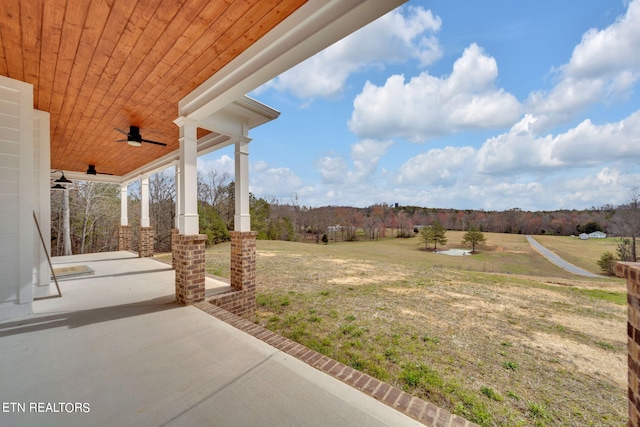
150 171 176 251
363 212 378 240
73 182 120 254
371 204 388 238
612 188 640 262
62 187 72 255
198 169 231 208
50 182 119 255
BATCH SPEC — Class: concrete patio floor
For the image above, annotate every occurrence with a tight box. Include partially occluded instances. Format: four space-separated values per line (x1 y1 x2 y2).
0 251 427 427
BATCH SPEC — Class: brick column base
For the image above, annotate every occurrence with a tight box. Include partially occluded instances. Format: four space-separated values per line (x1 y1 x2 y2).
118 225 132 251
617 261 640 426
170 228 179 269
209 231 257 319
139 226 154 257
175 234 206 305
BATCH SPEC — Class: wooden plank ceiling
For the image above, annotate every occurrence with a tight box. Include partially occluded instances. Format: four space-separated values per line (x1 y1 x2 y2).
0 0 306 177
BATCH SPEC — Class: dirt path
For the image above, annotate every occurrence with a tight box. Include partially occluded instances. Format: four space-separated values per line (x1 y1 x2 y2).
526 235 601 278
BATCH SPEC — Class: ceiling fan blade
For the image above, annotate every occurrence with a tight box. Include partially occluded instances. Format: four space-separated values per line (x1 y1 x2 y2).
115 128 129 136
116 138 128 142
87 164 114 176
141 138 167 146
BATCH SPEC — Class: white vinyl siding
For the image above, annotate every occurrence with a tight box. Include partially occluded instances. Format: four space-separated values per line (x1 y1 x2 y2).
0 76 34 318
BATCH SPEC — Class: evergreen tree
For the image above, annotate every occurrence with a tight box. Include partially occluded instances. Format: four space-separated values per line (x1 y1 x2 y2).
462 226 487 253
419 220 447 251
430 220 447 250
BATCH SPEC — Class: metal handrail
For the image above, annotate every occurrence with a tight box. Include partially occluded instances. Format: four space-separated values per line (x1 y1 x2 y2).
33 211 62 300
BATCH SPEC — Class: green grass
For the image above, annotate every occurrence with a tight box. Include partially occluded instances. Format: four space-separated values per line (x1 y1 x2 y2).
502 361 518 371
570 288 627 305
203 235 627 426
481 387 503 402
596 341 616 351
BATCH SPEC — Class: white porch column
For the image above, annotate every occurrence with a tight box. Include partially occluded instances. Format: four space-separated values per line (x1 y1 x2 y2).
175 117 199 235
118 183 132 251
33 110 50 290
140 175 150 228
174 163 181 229
120 184 128 226
234 139 251 231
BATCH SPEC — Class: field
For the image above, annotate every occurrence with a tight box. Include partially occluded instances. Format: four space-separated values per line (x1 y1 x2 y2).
198 232 627 426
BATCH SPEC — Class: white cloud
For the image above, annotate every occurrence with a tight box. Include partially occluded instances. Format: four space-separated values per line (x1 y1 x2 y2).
551 110 640 163
397 146 476 186
317 156 348 184
256 6 442 100
527 0 640 130
250 166 304 199
477 109 640 174
476 115 558 174
556 167 639 208
316 139 393 186
526 78 606 129
348 44 522 142
565 0 640 81
197 154 234 176
350 139 394 181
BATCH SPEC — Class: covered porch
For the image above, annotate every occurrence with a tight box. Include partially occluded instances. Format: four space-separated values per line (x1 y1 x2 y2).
0 251 433 426
0 0 407 320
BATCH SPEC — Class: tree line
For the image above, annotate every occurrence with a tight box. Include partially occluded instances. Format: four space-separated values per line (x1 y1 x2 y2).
51 167 638 257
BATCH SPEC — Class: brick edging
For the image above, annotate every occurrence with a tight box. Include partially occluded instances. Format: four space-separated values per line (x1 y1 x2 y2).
194 301 478 427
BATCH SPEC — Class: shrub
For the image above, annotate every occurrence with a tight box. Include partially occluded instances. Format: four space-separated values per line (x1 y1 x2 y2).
597 251 617 275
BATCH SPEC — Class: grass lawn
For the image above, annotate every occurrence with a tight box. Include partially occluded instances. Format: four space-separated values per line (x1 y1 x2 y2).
197 233 627 426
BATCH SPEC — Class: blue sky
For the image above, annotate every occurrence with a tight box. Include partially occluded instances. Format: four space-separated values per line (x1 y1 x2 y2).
199 0 640 211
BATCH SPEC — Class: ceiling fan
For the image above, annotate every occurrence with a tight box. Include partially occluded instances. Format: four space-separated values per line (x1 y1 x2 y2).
115 126 167 146
87 165 112 176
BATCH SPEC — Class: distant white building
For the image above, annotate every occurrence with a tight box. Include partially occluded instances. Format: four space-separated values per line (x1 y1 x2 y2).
580 231 607 240
588 231 607 238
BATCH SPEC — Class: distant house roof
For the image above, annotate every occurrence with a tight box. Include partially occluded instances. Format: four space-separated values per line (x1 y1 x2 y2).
588 231 607 238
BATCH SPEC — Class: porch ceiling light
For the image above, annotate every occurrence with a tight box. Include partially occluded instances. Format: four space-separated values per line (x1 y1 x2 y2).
51 183 67 190
52 170 72 184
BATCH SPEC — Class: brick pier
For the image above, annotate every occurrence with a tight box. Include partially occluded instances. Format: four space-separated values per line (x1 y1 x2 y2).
138 226 154 257
174 234 206 305
208 231 257 319
617 261 640 426
118 225 131 251
170 228 179 269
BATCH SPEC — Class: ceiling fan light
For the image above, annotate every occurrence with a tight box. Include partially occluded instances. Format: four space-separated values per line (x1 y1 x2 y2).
51 183 66 190
128 140 142 147
52 170 72 183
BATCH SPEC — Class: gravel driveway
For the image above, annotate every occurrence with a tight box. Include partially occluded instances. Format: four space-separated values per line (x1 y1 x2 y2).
526 235 601 278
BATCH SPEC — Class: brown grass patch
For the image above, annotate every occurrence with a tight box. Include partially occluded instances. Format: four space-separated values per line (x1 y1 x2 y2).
206 237 626 426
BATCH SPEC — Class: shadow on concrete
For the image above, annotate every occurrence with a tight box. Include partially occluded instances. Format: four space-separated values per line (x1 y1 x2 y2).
58 267 174 282
0 296 179 338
